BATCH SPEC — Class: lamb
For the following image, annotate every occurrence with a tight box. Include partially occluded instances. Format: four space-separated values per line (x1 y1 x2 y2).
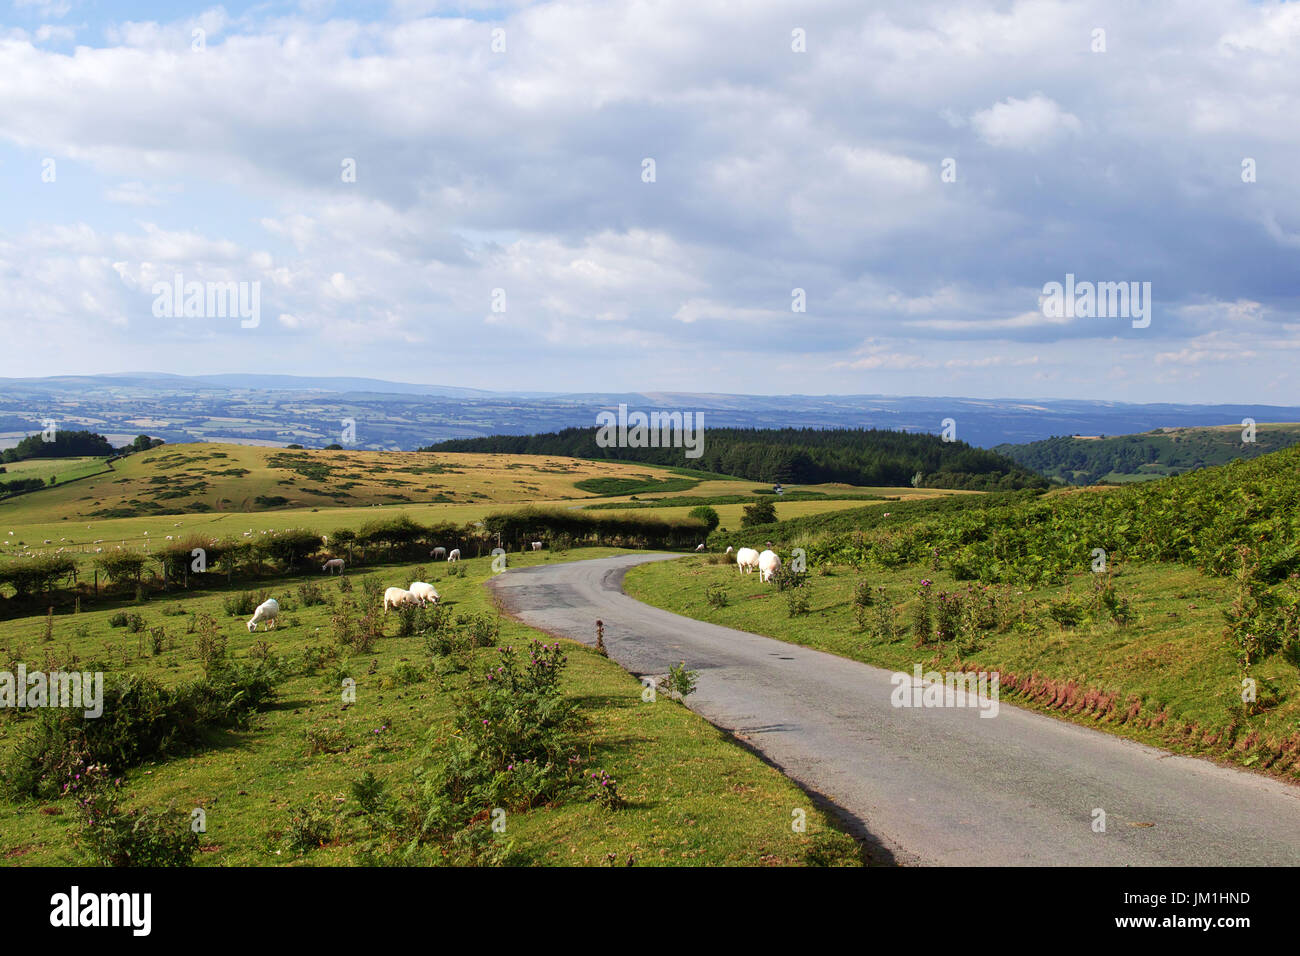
695 543 706 552
447 548 461 562
383 586 420 612
735 547 760 574
322 558 345 574
724 545 733 555
531 541 543 551
431 547 447 560
758 549 781 583
408 581 439 606
247 598 280 633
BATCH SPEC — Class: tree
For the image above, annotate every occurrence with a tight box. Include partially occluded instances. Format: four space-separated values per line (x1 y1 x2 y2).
688 505 720 534
741 498 777 528
94 552 147 587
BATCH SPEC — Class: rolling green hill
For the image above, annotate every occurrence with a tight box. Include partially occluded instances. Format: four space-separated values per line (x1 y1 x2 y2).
994 423 1300 485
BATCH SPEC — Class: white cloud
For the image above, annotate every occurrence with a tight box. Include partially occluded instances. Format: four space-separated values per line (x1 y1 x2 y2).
971 94 1081 150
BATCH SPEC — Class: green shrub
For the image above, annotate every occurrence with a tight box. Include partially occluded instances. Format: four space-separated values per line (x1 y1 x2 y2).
222 591 262 617
666 660 698 700
1 662 282 801
67 763 199 867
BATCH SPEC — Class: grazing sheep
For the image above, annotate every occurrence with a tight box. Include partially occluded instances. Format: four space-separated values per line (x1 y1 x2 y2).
735 547 760 574
247 598 280 633
383 586 420 612
408 581 439 606
447 548 461 562
531 541 543 551
322 558 345 574
725 545 733 555
431 547 447 560
758 549 781 583
695 543 706 552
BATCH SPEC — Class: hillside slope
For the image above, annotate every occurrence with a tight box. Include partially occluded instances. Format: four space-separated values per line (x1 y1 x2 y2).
994 423 1300 485
0 443 707 523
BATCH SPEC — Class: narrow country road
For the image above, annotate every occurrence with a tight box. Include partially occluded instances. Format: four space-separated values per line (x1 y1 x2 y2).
488 552 1300 866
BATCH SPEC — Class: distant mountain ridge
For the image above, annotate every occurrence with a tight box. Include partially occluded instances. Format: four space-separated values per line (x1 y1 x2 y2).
1 372 1298 450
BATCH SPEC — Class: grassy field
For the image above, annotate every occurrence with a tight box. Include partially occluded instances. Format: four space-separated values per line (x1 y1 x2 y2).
0 548 861 866
0 444 933 571
624 556 1300 780
0 444 722 525
0 457 112 489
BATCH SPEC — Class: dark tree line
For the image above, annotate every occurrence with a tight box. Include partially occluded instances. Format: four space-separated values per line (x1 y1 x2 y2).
1 430 163 464
424 426 1048 491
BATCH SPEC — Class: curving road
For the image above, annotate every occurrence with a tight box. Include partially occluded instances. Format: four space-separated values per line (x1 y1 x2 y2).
488 553 1300 866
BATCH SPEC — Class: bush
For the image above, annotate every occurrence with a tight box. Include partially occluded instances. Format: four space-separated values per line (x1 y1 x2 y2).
785 587 811 617
1046 597 1085 629
282 801 337 855
1 662 282 801
296 581 327 607
222 591 262 617
912 581 934 645
772 564 807 592
305 726 346 756
741 498 778 527
872 588 897 641
688 506 720 535
665 660 698 700
705 583 729 608
108 611 145 632
67 763 199 867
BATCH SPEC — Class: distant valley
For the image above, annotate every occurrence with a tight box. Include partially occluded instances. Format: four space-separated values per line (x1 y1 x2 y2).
2 373 1298 451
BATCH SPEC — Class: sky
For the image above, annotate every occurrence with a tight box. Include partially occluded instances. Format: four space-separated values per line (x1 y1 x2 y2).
0 0 1298 402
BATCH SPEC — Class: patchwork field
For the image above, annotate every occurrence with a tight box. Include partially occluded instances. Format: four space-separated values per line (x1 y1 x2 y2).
0 444 951 571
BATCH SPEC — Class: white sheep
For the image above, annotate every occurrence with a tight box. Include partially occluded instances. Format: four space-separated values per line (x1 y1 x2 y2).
735 547 760 574
725 545 733 555
383 586 420 611
408 581 439 606
322 558 345 574
431 547 447 560
531 541 543 551
758 549 781 583
447 548 461 562
695 543 706 552
247 598 280 633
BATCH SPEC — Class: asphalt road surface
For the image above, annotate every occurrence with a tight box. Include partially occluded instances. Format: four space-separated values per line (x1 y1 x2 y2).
488 552 1300 866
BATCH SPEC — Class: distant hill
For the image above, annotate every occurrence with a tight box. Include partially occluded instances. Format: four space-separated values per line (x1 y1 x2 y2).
993 424 1300 485
425 426 1050 491
5 372 1300 449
